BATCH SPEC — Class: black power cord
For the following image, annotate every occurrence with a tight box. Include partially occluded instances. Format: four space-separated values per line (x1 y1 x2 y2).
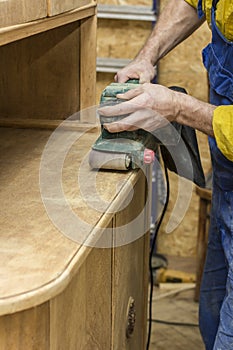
146 161 199 348
146 162 170 350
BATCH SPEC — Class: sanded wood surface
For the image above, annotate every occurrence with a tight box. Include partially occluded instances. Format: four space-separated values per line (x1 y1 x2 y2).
48 0 96 16
0 302 50 350
50 240 112 350
0 127 142 315
0 0 47 29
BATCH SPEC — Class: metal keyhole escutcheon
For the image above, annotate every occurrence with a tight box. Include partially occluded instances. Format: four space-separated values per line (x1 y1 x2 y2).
126 296 136 339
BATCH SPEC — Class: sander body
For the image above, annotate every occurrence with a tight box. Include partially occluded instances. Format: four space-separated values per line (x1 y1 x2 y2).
89 80 205 188
89 80 156 171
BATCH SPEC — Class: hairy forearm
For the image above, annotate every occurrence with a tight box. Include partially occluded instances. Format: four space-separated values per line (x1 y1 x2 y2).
136 0 205 65
175 93 216 136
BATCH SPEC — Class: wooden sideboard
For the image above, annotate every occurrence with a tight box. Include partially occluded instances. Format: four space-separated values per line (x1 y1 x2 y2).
0 3 151 349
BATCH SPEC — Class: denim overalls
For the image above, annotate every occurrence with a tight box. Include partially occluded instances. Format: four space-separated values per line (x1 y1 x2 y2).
197 0 233 349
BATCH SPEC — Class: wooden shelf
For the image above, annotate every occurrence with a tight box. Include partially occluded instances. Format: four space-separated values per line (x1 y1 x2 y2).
0 3 96 46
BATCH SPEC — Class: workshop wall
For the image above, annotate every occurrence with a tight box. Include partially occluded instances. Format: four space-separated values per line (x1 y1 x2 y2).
96 0 212 257
96 0 152 103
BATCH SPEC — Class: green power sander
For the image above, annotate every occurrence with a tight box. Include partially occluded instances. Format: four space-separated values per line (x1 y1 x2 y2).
89 80 205 188
89 80 156 170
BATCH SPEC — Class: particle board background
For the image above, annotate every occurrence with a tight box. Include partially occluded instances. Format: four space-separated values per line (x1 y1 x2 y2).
96 0 212 257
155 0 212 257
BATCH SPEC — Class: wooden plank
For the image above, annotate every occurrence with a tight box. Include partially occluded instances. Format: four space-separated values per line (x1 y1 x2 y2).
0 302 49 350
0 0 47 29
0 118 98 131
50 242 112 350
0 5 96 47
48 0 96 16
80 15 97 120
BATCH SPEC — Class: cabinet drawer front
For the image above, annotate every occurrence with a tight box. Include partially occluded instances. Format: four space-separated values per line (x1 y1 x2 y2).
0 0 47 28
47 0 95 16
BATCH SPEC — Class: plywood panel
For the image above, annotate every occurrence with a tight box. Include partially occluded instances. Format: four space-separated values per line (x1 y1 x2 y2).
0 303 49 350
48 0 96 16
0 22 80 120
50 242 112 350
0 0 47 28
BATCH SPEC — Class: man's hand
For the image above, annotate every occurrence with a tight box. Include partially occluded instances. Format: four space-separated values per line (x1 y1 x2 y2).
115 59 156 84
99 83 215 136
99 84 179 132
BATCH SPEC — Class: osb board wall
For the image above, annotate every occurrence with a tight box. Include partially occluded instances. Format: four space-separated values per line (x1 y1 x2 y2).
97 0 212 256
156 0 212 257
96 0 152 103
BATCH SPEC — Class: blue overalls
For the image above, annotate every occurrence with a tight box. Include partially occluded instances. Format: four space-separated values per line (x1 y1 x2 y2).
197 0 233 349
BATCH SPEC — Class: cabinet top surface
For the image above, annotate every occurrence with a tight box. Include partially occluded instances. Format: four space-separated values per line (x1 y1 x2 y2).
0 127 143 315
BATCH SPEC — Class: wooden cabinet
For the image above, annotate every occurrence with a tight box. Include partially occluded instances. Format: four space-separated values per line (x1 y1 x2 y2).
0 3 150 349
0 127 150 349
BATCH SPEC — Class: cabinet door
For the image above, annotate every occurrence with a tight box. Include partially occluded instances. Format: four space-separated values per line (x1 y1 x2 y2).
0 1 47 28
50 229 113 350
47 0 95 16
112 171 150 350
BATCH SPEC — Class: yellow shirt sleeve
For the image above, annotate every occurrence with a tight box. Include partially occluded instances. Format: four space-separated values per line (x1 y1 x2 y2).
184 0 198 8
213 106 233 161
184 0 233 40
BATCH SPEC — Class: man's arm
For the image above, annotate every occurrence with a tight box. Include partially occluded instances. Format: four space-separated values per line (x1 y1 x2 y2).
116 0 205 83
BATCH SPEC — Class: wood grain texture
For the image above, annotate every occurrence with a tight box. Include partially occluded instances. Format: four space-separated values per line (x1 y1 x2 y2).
0 302 50 350
0 118 98 131
0 127 142 315
0 0 47 28
48 0 96 16
0 6 96 47
0 22 80 120
112 172 149 350
50 241 112 350
80 15 97 117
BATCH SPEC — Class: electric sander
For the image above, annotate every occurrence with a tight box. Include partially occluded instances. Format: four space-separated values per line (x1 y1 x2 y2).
89 80 156 170
89 80 206 188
